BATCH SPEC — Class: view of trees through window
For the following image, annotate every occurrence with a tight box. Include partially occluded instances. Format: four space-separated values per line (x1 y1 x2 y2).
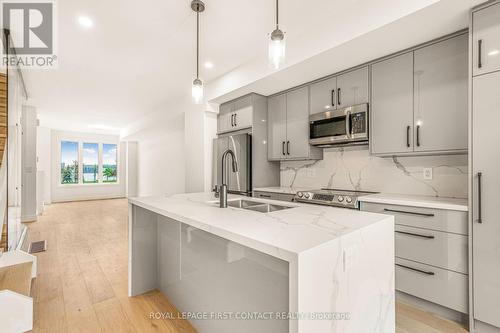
103 144 117 183
60 141 118 184
83 143 99 183
61 141 79 184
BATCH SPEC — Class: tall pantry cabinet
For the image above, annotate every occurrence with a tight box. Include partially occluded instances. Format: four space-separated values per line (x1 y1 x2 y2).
470 1 500 332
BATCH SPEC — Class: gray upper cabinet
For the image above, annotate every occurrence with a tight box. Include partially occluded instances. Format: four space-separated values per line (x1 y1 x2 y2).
218 96 253 134
413 34 468 153
371 52 414 155
285 87 310 159
267 93 287 160
309 67 368 115
473 2 500 77
267 88 322 161
309 77 337 115
371 33 468 156
336 67 369 108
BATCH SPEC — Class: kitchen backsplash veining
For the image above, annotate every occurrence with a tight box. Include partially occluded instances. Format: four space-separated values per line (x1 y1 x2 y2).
280 147 467 198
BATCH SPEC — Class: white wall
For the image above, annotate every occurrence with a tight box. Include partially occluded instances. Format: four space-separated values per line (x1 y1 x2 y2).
49 130 126 202
36 126 52 204
121 110 186 197
21 106 37 221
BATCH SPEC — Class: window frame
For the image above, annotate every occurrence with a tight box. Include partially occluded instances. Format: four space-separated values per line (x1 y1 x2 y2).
58 139 120 187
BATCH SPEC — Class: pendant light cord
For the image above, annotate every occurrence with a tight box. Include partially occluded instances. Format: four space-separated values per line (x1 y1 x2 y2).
276 0 279 29
196 11 199 79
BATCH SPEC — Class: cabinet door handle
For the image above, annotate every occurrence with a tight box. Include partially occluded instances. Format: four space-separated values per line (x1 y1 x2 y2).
416 125 421 147
234 114 237 127
286 141 290 155
331 89 336 107
396 264 435 276
337 88 341 106
395 230 435 239
477 172 482 223
282 141 286 156
384 208 434 217
406 125 410 148
258 193 271 198
478 39 483 69
230 114 234 126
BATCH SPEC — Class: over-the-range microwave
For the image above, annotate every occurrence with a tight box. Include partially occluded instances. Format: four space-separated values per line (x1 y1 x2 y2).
309 103 368 147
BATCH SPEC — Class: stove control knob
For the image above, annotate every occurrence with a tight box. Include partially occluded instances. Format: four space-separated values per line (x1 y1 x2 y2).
337 195 344 202
304 193 310 199
297 192 303 198
345 196 352 204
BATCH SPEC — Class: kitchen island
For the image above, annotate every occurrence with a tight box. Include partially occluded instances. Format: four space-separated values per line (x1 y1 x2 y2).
128 192 395 333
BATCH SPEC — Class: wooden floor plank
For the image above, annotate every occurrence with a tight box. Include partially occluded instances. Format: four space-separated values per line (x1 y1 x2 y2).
0 261 32 296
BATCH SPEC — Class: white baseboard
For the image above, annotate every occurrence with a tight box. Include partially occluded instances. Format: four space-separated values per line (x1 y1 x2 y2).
21 215 37 223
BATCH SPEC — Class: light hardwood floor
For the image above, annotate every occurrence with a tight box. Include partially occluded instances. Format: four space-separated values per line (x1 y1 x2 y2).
23 199 468 333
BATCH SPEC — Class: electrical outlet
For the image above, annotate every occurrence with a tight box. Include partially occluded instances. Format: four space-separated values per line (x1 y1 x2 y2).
423 168 433 180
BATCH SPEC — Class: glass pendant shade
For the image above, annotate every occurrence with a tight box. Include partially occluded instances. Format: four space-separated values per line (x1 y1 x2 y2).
192 78 203 104
269 29 285 69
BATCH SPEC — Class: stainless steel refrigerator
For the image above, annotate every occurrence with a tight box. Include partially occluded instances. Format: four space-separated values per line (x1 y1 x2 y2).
213 132 252 196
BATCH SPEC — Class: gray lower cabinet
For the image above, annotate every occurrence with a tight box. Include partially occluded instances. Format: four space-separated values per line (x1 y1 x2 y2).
267 87 322 161
472 71 500 329
361 202 468 314
413 34 468 153
371 52 415 155
370 33 468 156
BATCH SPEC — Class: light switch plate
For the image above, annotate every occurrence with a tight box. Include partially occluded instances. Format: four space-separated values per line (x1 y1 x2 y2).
423 168 433 180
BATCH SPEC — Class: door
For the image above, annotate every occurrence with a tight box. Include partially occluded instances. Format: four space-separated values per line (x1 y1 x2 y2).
267 93 287 160
309 77 337 115
285 86 310 159
227 133 251 194
336 67 369 108
218 104 232 133
371 52 414 155
472 72 500 328
413 34 468 152
473 2 500 76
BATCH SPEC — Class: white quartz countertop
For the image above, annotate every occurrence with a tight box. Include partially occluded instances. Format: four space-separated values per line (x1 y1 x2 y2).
129 192 393 260
358 193 468 211
253 186 315 195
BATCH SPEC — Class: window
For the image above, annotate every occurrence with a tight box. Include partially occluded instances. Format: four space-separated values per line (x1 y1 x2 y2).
60 141 79 184
60 141 118 185
82 143 99 183
102 143 117 183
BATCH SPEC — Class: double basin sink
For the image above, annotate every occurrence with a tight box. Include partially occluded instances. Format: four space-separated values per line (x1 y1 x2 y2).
225 199 295 213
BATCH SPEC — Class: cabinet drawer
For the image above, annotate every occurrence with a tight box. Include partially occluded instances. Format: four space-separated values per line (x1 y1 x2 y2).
395 258 468 313
278 193 295 202
253 191 281 201
361 202 467 235
395 225 468 274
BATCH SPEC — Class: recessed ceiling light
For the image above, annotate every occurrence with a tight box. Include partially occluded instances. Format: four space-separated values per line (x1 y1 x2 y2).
78 16 93 28
204 61 214 69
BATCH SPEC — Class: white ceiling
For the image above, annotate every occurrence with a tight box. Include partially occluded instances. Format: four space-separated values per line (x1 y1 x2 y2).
22 0 475 134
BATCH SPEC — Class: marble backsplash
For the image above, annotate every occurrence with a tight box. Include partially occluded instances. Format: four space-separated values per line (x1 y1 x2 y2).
280 147 468 198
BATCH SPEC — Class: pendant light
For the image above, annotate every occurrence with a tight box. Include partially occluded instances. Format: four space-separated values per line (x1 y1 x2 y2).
191 0 205 104
269 0 285 69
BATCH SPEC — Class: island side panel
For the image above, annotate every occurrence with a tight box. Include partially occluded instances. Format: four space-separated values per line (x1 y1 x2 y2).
129 203 159 296
297 217 395 333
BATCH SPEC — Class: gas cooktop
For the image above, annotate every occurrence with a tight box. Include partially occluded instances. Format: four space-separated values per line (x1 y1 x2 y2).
294 188 378 209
